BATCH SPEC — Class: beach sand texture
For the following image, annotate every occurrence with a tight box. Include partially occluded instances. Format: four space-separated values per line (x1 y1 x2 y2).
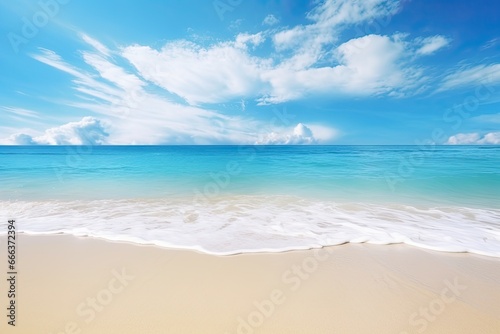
1 234 499 334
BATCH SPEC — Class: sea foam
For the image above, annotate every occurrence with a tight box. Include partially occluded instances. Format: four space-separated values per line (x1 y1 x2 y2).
1 195 500 257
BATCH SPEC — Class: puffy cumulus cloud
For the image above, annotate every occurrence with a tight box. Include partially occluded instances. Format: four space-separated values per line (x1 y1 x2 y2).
124 30 419 106
446 133 480 145
257 123 318 145
481 132 500 144
36 117 109 145
334 34 408 90
447 132 500 145
121 0 432 106
260 34 413 104
3 117 109 145
4 133 37 145
415 35 450 55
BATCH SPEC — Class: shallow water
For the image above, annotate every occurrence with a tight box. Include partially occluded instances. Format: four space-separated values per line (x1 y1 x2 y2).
1 145 499 256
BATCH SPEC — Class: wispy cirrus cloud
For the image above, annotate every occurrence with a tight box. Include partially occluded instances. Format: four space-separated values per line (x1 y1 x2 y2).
439 64 500 91
260 33 418 104
2 107 41 119
480 37 500 51
80 33 111 57
415 35 451 55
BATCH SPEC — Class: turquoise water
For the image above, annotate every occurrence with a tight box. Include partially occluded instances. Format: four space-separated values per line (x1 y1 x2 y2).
1 145 499 255
1 145 499 205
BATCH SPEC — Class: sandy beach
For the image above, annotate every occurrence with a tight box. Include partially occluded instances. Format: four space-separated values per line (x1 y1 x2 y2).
0 234 498 333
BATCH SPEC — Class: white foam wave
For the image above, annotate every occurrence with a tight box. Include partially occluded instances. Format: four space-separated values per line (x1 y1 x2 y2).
1 196 500 256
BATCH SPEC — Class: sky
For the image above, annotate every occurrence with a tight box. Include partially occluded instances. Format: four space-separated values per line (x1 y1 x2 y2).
0 0 499 145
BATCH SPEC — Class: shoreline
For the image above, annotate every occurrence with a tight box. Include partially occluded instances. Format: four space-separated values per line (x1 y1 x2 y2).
3 196 500 258
4 231 500 258
0 234 499 333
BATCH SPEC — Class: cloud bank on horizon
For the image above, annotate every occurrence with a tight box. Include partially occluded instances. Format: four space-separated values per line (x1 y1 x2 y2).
0 0 499 145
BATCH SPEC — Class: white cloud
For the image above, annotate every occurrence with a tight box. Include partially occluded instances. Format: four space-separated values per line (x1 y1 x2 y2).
8 0 435 144
273 0 400 51
308 0 400 27
447 132 500 145
111 0 446 107
122 41 270 105
235 32 265 49
260 34 412 104
439 64 500 91
22 0 500 148
272 26 309 51
81 33 111 57
31 48 127 106
416 35 450 55
82 52 144 92
481 37 499 51
262 14 279 26
118 0 417 106
32 48 87 79
328 34 407 91
124 31 419 106
2 107 40 119
3 117 109 145
256 123 317 144
4 133 37 145
19 46 341 145
255 123 338 145
446 133 480 145
481 132 500 144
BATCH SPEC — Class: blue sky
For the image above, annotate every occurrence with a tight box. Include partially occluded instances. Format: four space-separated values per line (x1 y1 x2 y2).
0 0 499 145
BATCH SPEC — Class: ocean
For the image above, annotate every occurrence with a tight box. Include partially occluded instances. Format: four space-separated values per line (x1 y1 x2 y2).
1 145 499 256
